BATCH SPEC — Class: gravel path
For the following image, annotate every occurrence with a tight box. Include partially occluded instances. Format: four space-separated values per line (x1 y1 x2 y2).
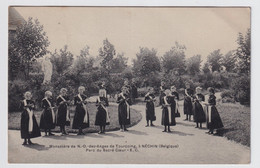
8 101 250 164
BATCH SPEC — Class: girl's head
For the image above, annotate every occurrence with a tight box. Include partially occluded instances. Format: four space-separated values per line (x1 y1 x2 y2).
60 88 67 96
164 89 171 96
161 81 165 86
45 91 52 98
170 85 176 92
185 82 191 88
99 89 107 97
195 87 202 94
122 86 128 94
124 79 129 86
78 86 85 94
24 91 32 100
148 87 154 94
207 87 215 95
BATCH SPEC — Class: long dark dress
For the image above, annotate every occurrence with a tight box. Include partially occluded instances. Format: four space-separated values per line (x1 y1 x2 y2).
206 95 224 129
117 93 131 125
56 95 70 127
159 86 166 105
184 88 194 115
95 97 110 126
132 84 138 99
171 91 179 114
20 100 41 139
161 96 176 126
144 93 156 121
72 94 89 129
193 94 206 123
40 98 56 129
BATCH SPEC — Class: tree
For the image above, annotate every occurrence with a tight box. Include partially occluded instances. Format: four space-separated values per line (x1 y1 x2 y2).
50 45 74 75
133 47 161 76
99 38 116 71
72 45 95 75
186 55 201 75
110 52 128 73
220 50 236 72
10 17 49 79
161 42 186 74
132 47 161 87
202 62 211 74
206 49 223 72
235 29 250 74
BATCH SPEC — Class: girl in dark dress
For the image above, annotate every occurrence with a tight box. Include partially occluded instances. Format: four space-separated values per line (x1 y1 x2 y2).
95 88 110 134
184 83 194 121
161 89 176 132
144 88 156 127
117 86 131 132
56 88 71 135
40 91 56 136
193 87 206 128
170 85 180 117
205 87 224 134
20 92 41 145
72 86 89 135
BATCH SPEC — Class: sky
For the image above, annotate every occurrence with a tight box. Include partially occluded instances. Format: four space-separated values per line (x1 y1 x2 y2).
15 7 250 65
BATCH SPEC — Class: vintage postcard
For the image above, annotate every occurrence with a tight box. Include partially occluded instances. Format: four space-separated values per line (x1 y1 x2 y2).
8 6 250 164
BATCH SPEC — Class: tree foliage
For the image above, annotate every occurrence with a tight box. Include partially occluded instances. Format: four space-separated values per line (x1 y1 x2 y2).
206 49 223 72
50 45 74 76
186 54 201 75
99 38 116 71
9 17 49 79
133 47 160 76
110 52 128 73
161 42 186 74
235 29 250 74
220 50 236 72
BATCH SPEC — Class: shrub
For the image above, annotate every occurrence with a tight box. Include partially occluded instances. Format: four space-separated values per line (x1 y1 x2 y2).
221 90 235 103
138 87 150 97
8 80 30 112
231 75 250 105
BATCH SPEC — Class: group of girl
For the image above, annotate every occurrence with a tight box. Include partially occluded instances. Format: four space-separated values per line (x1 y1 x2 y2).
19 82 224 145
145 85 180 132
20 85 120 145
146 81 224 135
184 83 224 134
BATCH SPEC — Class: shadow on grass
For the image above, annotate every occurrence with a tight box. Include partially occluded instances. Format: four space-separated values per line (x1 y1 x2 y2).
24 143 49 151
214 128 236 136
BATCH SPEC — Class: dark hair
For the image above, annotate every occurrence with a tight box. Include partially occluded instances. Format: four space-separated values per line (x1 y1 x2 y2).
207 87 215 94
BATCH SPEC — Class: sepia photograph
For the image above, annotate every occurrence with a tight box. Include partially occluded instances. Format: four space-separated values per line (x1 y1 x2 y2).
7 6 250 164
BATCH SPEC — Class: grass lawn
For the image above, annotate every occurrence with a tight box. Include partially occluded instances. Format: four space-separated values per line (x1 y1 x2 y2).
216 102 250 147
8 103 142 134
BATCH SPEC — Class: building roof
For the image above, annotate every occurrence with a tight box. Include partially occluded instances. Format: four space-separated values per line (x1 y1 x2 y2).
9 7 25 31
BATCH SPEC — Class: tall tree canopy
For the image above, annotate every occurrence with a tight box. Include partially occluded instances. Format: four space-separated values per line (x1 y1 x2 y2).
186 54 201 75
9 17 49 79
110 52 128 73
99 38 116 71
50 45 74 75
220 50 236 72
206 49 223 72
236 29 250 74
161 42 186 74
133 47 161 77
